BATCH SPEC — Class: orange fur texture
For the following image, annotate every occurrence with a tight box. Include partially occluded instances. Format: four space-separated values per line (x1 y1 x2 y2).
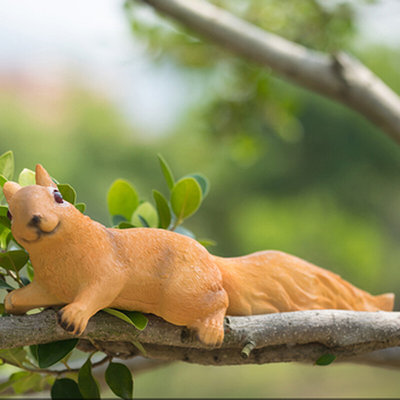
3 165 395 346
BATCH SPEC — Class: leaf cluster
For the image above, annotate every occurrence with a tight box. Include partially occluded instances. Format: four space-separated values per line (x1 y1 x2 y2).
107 154 214 246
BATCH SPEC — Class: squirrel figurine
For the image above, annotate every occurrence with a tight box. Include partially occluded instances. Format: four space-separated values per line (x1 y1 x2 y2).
3 165 395 346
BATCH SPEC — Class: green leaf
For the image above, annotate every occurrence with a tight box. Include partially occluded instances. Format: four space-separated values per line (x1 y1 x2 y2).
6 232 13 247
0 347 27 368
174 225 196 239
18 168 36 187
10 371 42 394
0 175 7 189
26 263 34 281
17 374 49 394
78 358 100 399
35 339 78 368
0 151 14 180
0 206 8 216
0 280 15 290
75 203 86 213
315 353 336 366
44 375 57 391
197 239 217 247
103 308 148 330
0 216 11 230
0 377 14 394
107 179 139 221
51 378 82 399
105 362 133 399
57 184 77 204
0 250 29 271
124 311 148 330
30 344 38 362
21 276 30 286
0 228 12 250
137 215 150 227
0 209 10 243
112 214 127 226
0 175 7 204
117 221 135 229
186 173 209 198
152 190 171 229
171 177 202 222
0 175 6 203
197 238 217 248
131 201 159 228
157 154 175 191
131 340 147 356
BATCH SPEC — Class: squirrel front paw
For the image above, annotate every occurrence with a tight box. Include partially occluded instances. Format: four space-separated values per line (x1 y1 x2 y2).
4 292 15 314
3 291 27 315
192 312 226 347
57 304 89 336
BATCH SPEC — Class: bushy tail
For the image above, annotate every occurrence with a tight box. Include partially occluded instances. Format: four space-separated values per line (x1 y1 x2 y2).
215 251 396 315
374 293 395 311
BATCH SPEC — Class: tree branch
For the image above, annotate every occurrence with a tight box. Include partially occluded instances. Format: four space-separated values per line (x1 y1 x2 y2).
1 309 400 367
135 0 400 144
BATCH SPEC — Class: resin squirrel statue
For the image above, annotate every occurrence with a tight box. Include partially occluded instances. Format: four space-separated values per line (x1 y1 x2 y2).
3 165 395 346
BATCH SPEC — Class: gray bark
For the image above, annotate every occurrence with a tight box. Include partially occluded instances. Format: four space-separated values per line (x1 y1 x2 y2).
1 309 400 367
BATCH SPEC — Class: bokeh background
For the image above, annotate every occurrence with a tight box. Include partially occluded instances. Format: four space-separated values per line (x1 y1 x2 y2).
1 0 400 397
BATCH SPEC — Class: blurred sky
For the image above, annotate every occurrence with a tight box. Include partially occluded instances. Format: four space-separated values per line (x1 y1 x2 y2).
1 0 399 136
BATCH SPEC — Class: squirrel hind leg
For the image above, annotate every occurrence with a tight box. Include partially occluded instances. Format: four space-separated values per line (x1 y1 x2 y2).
191 309 226 348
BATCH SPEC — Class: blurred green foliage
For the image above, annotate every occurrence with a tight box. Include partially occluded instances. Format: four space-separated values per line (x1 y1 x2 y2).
133 361 400 397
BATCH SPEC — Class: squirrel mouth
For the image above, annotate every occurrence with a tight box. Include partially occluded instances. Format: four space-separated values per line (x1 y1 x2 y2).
21 221 61 244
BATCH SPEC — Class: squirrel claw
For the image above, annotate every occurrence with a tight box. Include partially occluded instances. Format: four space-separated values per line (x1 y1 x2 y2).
57 310 74 332
192 312 225 347
57 306 87 336
4 293 14 314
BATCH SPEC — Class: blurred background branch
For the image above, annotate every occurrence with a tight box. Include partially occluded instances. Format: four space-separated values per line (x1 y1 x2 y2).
136 0 400 144
1 0 400 396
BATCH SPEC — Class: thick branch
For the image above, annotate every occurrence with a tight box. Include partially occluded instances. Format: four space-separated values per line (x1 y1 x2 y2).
1 309 400 366
135 0 400 144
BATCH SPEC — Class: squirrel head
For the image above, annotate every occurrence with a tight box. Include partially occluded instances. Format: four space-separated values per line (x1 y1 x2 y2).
3 164 74 247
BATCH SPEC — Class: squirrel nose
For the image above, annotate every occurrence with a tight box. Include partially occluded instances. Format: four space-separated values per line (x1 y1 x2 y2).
30 215 42 227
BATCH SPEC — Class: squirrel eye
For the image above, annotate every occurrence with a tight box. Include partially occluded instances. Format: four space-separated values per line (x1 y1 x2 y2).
7 210 12 221
53 190 64 204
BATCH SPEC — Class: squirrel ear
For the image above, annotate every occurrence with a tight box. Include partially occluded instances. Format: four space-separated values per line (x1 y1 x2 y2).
35 164 57 188
3 181 22 204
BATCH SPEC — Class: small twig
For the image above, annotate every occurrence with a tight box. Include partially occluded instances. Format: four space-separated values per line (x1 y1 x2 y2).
6 270 23 288
61 360 72 371
90 355 111 369
0 354 110 377
169 218 182 232
241 341 256 359
13 270 24 287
